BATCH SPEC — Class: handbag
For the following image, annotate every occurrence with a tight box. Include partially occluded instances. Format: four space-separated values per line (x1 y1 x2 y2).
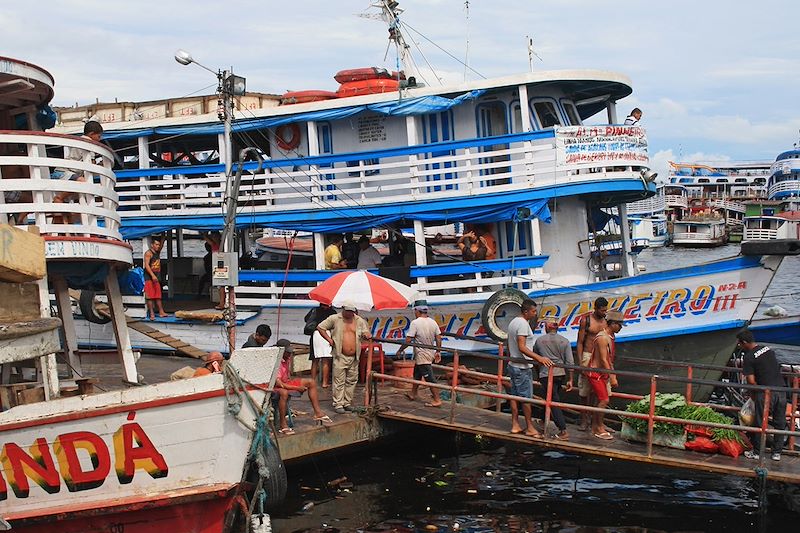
303 309 319 336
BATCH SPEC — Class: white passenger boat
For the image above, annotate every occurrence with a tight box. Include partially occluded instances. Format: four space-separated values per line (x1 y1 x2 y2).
30 2 797 374
0 56 282 533
743 141 800 241
624 185 669 247
671 217 728 247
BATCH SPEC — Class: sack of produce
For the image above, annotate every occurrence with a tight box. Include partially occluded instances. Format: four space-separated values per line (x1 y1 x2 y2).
717 438 745 458
684 436 719 454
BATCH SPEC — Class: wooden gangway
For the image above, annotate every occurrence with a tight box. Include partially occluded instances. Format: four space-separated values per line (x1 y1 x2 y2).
377 396 800 484
365 338 800 485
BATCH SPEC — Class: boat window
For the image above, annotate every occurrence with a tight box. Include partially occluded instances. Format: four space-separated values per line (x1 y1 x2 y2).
562 101 581 125
531 100 562 128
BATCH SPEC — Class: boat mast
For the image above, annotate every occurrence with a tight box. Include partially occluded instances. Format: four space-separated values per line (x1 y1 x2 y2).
377 0 416 79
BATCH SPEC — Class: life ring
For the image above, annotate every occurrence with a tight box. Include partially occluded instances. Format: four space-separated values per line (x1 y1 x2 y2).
275 124 301 151
79 290 111 324
480 288 529 342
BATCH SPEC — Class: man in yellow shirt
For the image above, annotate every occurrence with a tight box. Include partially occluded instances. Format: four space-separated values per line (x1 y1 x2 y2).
324 234 347 269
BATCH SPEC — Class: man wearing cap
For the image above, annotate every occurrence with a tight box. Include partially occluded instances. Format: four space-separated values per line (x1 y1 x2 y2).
588 310 623 440
506 299 554 438
193 351 224 377
396 304 442 407
533 316 574 440
317 303 372 414
273 339 332 434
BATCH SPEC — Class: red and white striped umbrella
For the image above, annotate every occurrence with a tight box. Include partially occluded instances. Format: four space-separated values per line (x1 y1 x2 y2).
308 271 419 311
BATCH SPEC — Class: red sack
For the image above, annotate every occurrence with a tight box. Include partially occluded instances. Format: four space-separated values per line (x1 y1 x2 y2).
717 438 745 458
685 436 719 454
686 424 713 438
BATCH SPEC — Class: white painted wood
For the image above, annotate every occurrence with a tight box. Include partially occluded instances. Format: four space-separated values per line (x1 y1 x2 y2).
0 329 61 364
35 277 59 400
518 84 532 131
413 220 427 285
313 233 325 271
52 276 82 377
104 268 139 384
617 203 635 277
0 373 273 523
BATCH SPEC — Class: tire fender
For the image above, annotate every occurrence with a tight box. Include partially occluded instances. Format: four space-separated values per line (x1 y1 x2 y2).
79 290 111 324
480 288 529 342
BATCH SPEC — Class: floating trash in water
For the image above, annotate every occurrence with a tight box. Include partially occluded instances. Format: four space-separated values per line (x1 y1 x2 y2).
434 480 448 487
301 501 314 512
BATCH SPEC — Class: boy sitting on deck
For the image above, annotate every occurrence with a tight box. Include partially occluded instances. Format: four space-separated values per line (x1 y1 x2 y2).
273 339 332 435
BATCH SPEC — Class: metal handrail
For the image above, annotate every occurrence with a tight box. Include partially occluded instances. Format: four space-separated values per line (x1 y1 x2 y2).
365 338 800 461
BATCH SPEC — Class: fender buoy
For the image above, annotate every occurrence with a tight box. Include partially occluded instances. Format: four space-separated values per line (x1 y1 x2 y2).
480 288 529 342
246 442 287 508
336 78 400 98
280 90 338 105
275 124 301 151
333 67 392 84
79 290 111 324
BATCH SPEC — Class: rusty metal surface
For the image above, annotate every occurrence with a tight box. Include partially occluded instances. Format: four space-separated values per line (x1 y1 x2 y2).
376 398 800 484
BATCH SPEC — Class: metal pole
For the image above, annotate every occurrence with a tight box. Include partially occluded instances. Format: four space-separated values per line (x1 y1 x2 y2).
686 365 693 404
758 389 771 467
791 377 798 451
646 376 657 458
496 343 504 413
365 340 374 407
450 350 460 424
544 367 554 439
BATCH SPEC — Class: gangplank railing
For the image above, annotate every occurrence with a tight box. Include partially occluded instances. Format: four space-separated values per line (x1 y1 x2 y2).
365 338 800 464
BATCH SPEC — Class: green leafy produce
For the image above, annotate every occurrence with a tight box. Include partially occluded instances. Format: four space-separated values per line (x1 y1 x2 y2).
622 393 744 444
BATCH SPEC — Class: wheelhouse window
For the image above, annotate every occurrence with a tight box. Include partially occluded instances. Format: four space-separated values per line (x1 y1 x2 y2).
562 102 581 125
532 101 562 128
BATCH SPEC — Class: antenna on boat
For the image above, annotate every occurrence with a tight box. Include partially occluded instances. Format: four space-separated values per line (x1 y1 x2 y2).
463 0 470 82
175 49 246 353
375 1 416 81
527 35 542 72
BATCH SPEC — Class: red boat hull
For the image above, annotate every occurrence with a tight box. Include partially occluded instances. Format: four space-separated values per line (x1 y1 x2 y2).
9 488 237 533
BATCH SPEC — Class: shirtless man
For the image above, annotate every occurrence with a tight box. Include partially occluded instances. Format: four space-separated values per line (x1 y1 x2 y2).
589 311 623 440
317 302 371 414
575 297 608 430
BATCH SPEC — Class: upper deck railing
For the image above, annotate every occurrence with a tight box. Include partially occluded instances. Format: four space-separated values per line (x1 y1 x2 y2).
0 131 132 264
769 179 800 200
627 191 665 215
114 126 650 220
664 194 688 208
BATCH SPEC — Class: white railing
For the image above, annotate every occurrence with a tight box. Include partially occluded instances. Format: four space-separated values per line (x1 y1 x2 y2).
664 194 688 208
114 129 650 219
743 228 778 241
627 192 665 215
768 180 800 200
710 198 745 213
0 132 132 263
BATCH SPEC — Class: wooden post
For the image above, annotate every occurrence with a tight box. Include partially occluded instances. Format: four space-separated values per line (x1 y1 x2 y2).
543 367 554 439
52 276 82 378
104 268 139 384
35 276 59 400
449 350 460 424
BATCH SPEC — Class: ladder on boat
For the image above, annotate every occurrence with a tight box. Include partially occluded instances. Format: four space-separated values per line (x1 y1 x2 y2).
68 290 207 359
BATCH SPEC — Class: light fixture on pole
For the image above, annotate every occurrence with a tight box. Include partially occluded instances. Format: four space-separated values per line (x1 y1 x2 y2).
174 49 247 353
640 168 658 183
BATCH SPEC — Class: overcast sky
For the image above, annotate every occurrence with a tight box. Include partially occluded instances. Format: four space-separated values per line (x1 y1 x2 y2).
4 0 799 174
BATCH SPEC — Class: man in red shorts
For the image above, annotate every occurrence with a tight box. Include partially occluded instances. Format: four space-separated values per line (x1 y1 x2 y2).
273 339 332 435
588 310 623 440
143 236 168 320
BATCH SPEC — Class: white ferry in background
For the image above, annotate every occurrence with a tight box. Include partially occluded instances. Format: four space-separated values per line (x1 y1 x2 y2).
671 216 728 247
23 1 798 379
623 184 668 247
667 160 770 239
743 142 800 242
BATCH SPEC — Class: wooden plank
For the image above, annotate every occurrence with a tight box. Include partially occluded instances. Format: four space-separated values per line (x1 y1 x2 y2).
0 282 41 322
0 225 45 282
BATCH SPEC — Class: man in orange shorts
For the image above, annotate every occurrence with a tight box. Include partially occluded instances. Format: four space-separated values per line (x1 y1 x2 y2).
273 339 332 435
143 236 168 320
588 310 623 440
